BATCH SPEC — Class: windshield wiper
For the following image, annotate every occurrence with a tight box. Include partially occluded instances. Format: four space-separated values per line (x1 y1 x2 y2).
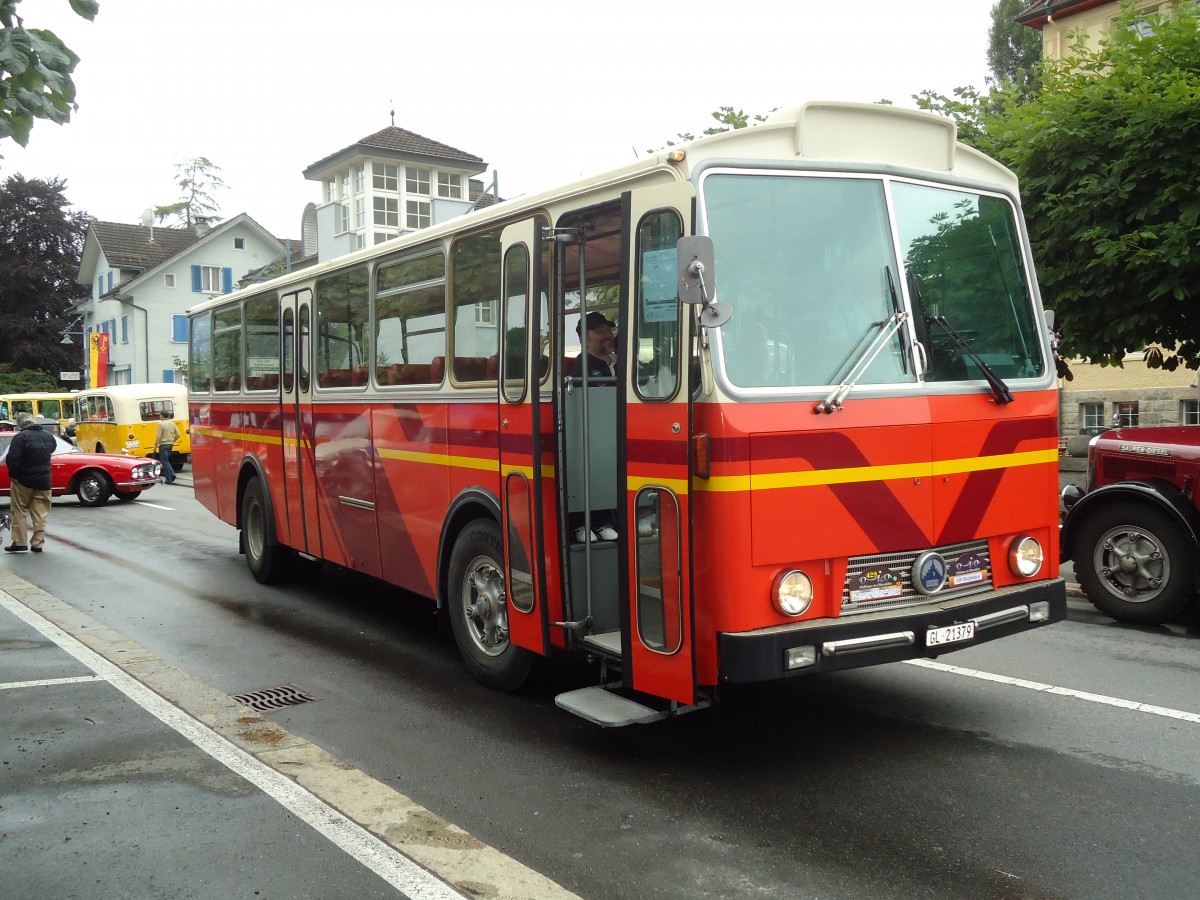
885 266 910 375
814 310 909 414
907 271 1013 405
927 313 1014 405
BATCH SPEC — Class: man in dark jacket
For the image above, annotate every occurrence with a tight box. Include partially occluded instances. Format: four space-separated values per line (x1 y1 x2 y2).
6 412 56 552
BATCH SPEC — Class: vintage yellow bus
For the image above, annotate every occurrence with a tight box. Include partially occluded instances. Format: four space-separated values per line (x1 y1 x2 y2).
73 383 191 468
0 391 79 430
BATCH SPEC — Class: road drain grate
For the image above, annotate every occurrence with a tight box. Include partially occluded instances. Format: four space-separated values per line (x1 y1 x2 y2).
232 684 320 711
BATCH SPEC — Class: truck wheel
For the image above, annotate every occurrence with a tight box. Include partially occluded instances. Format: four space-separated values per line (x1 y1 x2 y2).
446 520 533 692
1073 501 1197 624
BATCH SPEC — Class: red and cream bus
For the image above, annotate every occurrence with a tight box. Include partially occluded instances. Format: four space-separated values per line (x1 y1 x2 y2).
188 102 1066 725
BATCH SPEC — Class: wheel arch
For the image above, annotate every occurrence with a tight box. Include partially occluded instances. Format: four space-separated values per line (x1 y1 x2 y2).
235 455 274 536
1062 479 1200 590
65 466 112 493
436 487 502 611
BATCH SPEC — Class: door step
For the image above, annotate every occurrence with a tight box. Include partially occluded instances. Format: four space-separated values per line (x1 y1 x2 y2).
554 686 668 727
580 630 621 656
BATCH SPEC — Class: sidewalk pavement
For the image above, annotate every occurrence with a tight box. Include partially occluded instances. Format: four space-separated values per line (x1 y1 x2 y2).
0 568 576 900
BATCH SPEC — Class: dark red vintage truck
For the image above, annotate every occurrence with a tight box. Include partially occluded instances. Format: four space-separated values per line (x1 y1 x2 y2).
1061 426 1200 624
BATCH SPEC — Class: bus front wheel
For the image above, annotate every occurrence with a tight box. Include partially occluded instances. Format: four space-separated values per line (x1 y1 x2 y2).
242 478 287 585
447 520 533 692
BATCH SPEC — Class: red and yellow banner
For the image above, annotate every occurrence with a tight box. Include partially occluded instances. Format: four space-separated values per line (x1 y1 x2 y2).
88 332 109 388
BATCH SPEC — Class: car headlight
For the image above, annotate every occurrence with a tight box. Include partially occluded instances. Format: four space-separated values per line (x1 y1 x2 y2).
1008 536 1043 578
772 570 813 617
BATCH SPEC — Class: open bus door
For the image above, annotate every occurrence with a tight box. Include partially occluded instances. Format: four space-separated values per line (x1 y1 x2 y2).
498 219 550 656
554 183 704 725
622 183 700 708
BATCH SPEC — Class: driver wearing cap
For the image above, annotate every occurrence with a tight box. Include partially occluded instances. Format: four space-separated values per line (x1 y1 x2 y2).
568 311 618 379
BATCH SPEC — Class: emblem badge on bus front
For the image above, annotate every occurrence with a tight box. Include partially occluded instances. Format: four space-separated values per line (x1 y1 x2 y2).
913 551 948 595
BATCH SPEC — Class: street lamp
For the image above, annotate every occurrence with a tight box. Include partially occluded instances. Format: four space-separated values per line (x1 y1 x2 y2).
59 317 87 386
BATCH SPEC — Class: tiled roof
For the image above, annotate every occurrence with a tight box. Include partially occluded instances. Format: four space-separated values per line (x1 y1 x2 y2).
355 126 484 165
303 125 486 179
89 221 198 271
1016 0 1111 24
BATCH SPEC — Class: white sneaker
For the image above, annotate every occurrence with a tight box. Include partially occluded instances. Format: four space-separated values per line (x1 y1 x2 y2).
637 516 656 536
596 525 618 541
573 526 598 543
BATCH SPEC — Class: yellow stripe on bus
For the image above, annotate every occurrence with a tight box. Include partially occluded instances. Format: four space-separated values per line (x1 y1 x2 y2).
695 448 1060 493
193 426 308 450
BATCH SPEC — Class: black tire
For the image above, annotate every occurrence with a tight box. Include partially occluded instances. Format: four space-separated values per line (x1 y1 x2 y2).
115 490 142 502
241 478 288 584
76 471 112 507
1072 501 1198 624
446 519 533 692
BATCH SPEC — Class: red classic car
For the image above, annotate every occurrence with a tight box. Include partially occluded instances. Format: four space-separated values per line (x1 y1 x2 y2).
0 431 161 507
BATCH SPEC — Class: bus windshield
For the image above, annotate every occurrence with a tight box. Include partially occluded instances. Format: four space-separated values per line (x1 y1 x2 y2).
891 181 1045 383
703 172 1044 391
704 172 911 390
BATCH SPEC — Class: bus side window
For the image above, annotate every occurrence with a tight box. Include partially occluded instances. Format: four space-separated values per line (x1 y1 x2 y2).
315 266 368 389
450 230 501 383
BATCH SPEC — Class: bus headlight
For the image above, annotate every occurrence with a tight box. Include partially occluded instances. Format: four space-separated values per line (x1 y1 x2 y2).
1008 536 1043 578
773 570 813 617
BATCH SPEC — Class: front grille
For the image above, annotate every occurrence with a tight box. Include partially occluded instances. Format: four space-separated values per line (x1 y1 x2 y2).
1100 453 1175 483
841 539 992 615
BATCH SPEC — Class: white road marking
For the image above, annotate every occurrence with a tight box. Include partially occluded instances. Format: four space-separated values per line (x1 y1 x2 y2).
136 501 176 510
905 658 1200 724
0 674 103 690
0 589 467 900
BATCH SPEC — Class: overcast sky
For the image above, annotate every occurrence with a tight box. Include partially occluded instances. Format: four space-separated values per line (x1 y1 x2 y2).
2 0 998 239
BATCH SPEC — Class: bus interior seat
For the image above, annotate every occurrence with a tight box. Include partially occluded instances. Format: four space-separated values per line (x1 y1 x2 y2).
378 363 434 385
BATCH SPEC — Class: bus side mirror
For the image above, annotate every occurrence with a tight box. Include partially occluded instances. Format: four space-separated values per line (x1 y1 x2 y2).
677 236 731 328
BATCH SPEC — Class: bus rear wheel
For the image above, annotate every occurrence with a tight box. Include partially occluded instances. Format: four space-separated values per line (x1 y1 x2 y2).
447 520 533 692
242 478 288 585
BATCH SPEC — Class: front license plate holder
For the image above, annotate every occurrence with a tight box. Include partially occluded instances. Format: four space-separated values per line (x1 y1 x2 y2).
926 621 975 647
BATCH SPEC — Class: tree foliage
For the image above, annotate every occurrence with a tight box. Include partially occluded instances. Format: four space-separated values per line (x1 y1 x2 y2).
0 0 98 148
0 173 89 375
154 156 225 228
0 363 63 393
988 0 1043 101
988 3 1200 370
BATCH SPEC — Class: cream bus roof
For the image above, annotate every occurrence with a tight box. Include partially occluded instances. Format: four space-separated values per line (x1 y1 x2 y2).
187 101 1019 316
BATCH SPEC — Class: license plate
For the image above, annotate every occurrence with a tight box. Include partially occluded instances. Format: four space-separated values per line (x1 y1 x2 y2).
926 622 975 647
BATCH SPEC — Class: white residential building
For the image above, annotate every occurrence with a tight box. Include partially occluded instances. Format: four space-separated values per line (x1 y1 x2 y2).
301 124 489 261
74 215 289 384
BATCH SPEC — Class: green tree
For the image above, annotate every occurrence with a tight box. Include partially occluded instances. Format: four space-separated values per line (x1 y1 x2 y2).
0 364 63 393
988 3 1200 370
0 173 89 375
912 1 1043 153
154 155 225 228
0 0 98 148
988 0 1043 101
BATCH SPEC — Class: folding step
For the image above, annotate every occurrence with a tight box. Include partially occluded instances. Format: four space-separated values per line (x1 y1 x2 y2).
554 686 668 727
